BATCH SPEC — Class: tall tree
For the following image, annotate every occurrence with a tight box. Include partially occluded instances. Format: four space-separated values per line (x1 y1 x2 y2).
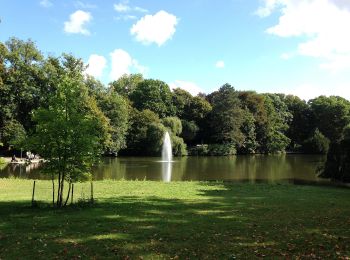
206 84 244 146
309 96 350 143
110 73 144 97
29 75 110 207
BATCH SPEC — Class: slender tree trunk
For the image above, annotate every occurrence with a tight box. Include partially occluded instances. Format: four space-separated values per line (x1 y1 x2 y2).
52 177 55 207
90 181 94 203
64 182 71 206
57 171 61 206
31 181 36 207
59 173 65 207
71 184 74 205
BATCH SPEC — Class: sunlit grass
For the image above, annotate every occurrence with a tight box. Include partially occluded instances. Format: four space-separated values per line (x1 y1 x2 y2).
0 179 349 259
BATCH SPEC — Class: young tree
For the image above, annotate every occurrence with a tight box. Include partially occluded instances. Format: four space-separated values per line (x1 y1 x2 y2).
29 75 110 207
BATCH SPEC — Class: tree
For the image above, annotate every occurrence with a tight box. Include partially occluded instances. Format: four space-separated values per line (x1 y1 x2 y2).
284 95 314 150
320 125 350 182
309 96 350 143
124 109 161 155
0 119 26 152
303 129 330 154
130 79 175 118
110 73 144 97
85 76 129 155
206 84 244 146
29 75 110 207
260 94 292 153
0 38 44 131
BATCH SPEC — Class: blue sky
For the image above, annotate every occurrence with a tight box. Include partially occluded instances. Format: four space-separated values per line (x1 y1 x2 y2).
1 0 350 100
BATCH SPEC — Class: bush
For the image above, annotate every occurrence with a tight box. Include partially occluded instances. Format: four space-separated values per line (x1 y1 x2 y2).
172 135 187 156
303 129 330 154
188 143 236 156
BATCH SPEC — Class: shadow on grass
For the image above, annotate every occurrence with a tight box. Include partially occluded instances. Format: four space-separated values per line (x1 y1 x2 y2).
0 182 349 259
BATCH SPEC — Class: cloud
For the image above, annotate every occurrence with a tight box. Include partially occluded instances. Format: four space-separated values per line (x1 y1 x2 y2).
64 10 92 35
114 1 148 13
74 1 97 9
85 54 107 78
109 49 147 81
257 0 350 72
130 10 178 46
215 60 225 68
114 2 130 12
40 0 52 8
280 83 350 101
169 80 204 96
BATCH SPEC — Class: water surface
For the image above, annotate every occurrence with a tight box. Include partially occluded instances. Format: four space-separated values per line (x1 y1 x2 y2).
0 154 325 183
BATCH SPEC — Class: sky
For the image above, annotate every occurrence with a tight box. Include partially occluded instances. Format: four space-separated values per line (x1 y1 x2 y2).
1 0 350 100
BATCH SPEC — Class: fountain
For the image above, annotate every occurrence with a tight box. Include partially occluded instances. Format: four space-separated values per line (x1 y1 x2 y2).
161 131 172 182
162 131 173 162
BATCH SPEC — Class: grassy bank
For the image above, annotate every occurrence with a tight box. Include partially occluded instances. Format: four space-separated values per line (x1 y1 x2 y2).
0 179 349 259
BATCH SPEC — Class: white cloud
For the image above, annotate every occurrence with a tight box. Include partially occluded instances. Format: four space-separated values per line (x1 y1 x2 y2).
64 10 92 35
280 83 350 101
169 80 204 96
109 49 147 81
114 2 130 12
257 0 350 72
85 54 107 78
134 6 148 13
40 0 52 8
114 1 148 13
130 10 178 46
215 60 225 68
74 1 97 9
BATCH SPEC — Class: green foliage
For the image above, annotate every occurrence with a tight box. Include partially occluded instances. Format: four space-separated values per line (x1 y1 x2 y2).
206 84 244 146
162 117 182 135
181 120 199 143
125 109 161 155
145 123 166 156
239 109 258 154
171 135 187 156
0 119 26 149
321 125 350 182
189 143 236 156
309 96 350 142
284 95 313 149
303 129 330 154
130 79 174 118
207 143 237 156
110 73 144 97
29 75 110 206
260 94 291 153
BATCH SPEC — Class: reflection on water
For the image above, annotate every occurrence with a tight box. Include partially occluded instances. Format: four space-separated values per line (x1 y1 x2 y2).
0 154 325 183
162 162 172 182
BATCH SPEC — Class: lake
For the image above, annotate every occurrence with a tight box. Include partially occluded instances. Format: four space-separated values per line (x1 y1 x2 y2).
0 154 326 183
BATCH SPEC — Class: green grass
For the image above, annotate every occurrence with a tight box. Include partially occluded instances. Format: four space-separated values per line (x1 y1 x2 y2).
0 179 349 259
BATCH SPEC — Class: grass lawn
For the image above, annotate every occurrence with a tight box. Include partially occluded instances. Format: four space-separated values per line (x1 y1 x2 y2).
0 179 349 259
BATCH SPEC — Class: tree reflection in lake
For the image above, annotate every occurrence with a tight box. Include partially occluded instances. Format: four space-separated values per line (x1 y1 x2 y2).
0 154 325 183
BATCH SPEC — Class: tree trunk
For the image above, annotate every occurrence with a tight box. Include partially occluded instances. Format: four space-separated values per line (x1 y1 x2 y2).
71 184 74 205
90 181 94 203
52 177 55 207
64 182 71 206
57 171 61 206
59 173 65 207
31 181 36 207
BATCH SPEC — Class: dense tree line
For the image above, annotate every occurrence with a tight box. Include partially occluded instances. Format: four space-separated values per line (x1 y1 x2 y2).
1 38 350 182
